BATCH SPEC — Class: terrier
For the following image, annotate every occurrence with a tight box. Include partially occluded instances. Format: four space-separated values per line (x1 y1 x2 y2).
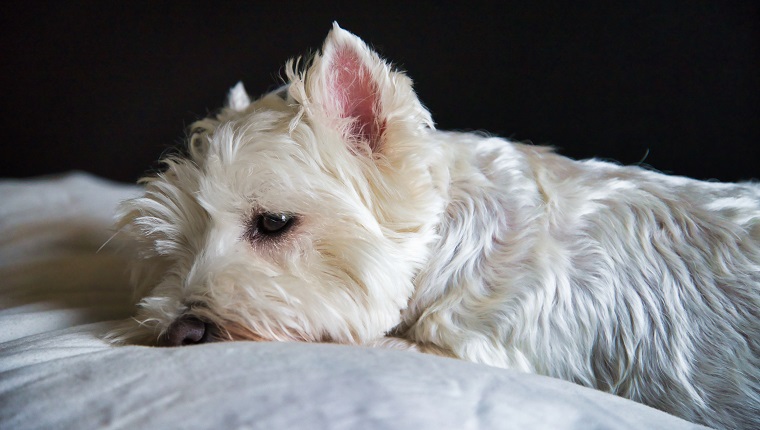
109 24 759 429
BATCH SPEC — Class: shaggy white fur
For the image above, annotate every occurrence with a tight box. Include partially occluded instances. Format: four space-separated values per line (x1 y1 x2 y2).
108 23 759 429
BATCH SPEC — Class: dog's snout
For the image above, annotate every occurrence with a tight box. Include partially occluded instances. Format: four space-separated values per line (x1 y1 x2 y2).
160 316 210 347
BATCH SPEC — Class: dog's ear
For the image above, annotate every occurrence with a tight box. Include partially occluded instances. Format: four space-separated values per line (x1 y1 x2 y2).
298 23 433 155
226 82 251 112
186 82 249 162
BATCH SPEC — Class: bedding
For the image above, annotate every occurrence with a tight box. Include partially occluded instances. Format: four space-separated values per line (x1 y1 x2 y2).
0 173 708 429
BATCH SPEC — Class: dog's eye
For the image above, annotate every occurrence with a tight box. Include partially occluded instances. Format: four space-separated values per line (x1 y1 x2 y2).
257 213 294 235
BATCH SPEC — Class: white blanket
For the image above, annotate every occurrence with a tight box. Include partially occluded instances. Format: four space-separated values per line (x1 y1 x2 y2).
0 173 708 429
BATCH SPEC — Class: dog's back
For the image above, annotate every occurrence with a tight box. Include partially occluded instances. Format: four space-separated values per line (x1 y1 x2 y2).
406 135 760 428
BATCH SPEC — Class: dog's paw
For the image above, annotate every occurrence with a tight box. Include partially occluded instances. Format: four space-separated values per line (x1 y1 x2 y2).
367 336 456 358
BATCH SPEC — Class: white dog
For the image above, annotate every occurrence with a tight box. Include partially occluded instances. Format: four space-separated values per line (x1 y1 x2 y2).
109 24 759 428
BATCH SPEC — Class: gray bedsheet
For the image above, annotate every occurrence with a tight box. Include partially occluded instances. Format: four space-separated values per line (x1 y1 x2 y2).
0 173 707 429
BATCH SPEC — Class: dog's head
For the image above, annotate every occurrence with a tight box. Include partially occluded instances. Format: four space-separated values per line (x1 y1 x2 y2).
108 24 446 346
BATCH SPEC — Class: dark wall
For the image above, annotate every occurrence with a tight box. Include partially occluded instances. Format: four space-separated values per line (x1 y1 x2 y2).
2 2 758 183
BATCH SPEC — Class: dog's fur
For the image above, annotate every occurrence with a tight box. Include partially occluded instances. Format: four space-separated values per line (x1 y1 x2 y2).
109 24 759 428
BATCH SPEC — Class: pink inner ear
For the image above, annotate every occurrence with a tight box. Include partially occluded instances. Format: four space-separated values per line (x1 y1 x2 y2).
330 47 385 152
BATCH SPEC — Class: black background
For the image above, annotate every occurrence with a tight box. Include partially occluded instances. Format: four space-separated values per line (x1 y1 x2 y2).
2 2 758 183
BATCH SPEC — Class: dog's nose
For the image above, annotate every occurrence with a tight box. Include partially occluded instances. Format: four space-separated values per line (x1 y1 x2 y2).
159 315 209 347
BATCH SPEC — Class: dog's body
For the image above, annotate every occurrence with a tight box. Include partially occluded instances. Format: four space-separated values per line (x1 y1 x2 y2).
110 24 759 428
